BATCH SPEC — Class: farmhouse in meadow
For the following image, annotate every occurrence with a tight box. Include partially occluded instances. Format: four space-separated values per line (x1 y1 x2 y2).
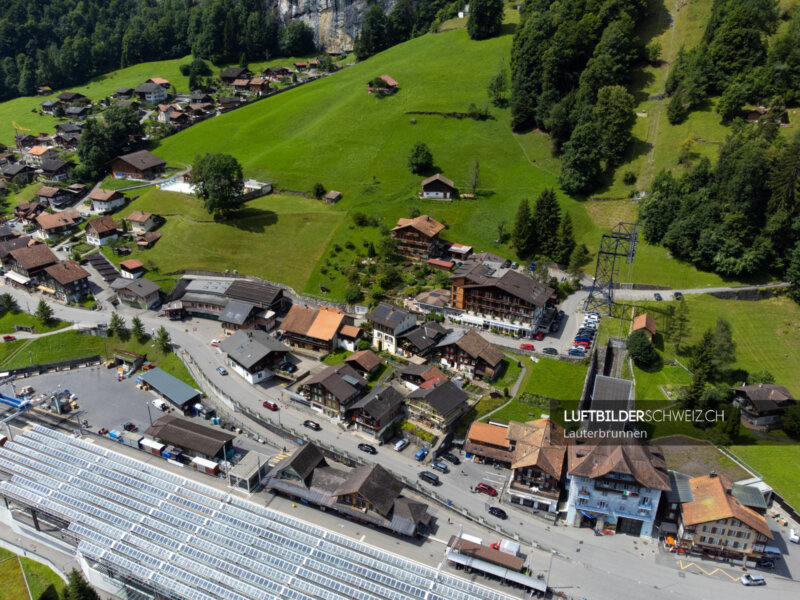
111 150 166 180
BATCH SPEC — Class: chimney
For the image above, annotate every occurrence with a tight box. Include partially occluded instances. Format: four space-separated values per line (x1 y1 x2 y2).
709 471 717 478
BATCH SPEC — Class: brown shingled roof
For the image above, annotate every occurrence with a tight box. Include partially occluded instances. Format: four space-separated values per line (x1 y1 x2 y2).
35 211 75 231
420 173 455 189
453 329 504 367
568 440 670 490
9 244 58 270
508 418 567 479
44 260 89 285
86 215 118 235
127 210 153 223
344 349 382 373
392 215 445 238
89 189 123 202
681 473 772 539
633 313 657 336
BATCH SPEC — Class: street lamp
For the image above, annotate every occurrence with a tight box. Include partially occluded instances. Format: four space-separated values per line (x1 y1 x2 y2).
545 549 556 592
145 401 153 427
28 350 32 366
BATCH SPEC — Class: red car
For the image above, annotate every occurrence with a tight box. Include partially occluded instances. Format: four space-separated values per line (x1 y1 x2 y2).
519 343 534 351
262 401 279 411
575 341 590 348
2 335 15 342
476 482 498 496
534 332 545 341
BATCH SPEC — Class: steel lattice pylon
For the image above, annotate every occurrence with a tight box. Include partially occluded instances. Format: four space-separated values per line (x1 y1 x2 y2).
584 222 638 315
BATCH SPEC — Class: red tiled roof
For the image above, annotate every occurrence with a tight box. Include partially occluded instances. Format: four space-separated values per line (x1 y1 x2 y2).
120 259 144 270
379 75 398 87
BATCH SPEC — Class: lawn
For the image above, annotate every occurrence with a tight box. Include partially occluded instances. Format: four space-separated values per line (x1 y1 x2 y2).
729 444 800 510
517 357 588 403
0 556 29 600
0 330 197 387
19 558 65 600
0 182 43 217
321 349 348 366
108 190 344 294
0 310 70 334
491 356 523 392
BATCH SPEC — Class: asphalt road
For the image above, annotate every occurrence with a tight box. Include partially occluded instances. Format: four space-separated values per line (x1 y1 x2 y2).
1 284 798 600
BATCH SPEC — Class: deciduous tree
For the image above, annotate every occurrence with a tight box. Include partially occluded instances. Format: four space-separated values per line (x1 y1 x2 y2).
407 142 433 174
191 153 245 219
467 0 504 41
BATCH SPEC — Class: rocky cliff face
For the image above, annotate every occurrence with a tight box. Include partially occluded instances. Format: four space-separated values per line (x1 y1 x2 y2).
275 0 395 51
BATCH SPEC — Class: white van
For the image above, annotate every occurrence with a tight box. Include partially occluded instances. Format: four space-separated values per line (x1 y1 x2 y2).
394 438 409 452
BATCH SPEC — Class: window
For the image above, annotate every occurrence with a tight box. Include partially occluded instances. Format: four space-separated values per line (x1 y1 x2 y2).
598 501 607 509
577 498 587 506
700 536 707 543
732 542 739 549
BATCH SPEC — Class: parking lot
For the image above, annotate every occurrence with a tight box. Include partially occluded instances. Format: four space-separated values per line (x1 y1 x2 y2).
3 366 167 434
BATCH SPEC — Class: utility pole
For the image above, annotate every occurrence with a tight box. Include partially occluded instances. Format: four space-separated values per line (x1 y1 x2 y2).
545 549 556 592
145 401 153 427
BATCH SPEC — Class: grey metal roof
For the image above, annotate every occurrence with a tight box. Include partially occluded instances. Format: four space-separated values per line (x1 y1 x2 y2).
367 302 412 329
218 299 255 325
407 380 467 417
349 385 404 423
731 483 768 510
665 471 694 504
219 330 288 370
145 415 234 458
139 368 201 407
184 278 232 296
112 277 160 296
588 375 634 432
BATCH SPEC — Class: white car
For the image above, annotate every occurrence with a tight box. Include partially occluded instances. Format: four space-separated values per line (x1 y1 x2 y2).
790 528 799 544
740 574 766 586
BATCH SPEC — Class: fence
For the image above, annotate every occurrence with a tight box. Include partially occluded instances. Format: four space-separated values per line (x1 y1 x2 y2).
6 355 103 378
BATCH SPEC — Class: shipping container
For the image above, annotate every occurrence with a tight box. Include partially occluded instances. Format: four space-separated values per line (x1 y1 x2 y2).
191 456 220 475
139 437 165 455
120 431 143 449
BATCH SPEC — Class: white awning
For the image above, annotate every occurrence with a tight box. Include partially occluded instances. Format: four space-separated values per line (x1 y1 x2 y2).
456 313 484 326
5 271 30 284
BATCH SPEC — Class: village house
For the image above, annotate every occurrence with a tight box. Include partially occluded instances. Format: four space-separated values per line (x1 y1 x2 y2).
263 66 290 80
38 158 72 182
323 190 342 204
219 329 290 384
0 236 36 269
187 102 215 118
177 278 287 322
265 444 432 537
111 150 166 180
220 67 249 84
114 87 134 99
446 242 473 261
85 216 118 246
405 380 468 433
40 99 58 114
366 302 417 354
23 145 59 168
398 364 448 391
397 321 448 358
89 189 125 213
217 96 244 112
34 210 78 241
218 300 260 335
434 328 504 381
337 324 362 351
427 258 454 271
450 252 556 336
55 122 83 135
368 75 399 94
566 440 670 537
280 305 350 353
57 92 89 104
42 260 91 302
390 214 445 258
157 104 187 127
248 77 270 95
347 385 404 441
412 288 452 315
147 77 170 88
303 364 367 419
126 210 157 234
111 277 161 309
343 349 383 377
294 62 308 70
675 473 773 561
190 91 214 103
115 99 140 112
632 313 657 341
8 243 58 283
1 163 35 185
232 78 251 94
64 105 89 120
137 231 162 249
0 225 16 242
507 418 568 513
119 259 145 279
12 201 44 224
36 86 52 96
465 422 514 467
420 173 457 200
134 81 168 104
731 383 796 431
36 186 72 208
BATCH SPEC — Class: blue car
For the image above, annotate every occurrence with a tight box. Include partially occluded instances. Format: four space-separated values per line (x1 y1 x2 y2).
574 336 591 343
415 448 429 461
568 349 586 357
528 262 536 271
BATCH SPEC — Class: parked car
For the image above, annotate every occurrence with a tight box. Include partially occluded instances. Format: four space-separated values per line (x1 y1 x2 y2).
303 420 321 431
394 438 409 452
415 448 429 461
574 336 592 343
441 452 461 465
674 291 683 300
123 422 137 432
740 574 766 586
2 335 15 342
575 341 591 348
790 528 799 544
528 262 536 271
502 259 511 268
519 343 535 351
358 443 378 455
654 293 663 301
210 339 220 347
151 399 168 412
431 460 449 473
419 471 440 485
542 347 558 355
534 331 545 341
549 322 560 333
216 366 228 376
511 262 518 269
279 362 298 373
568 348 586 357
262 400 279 411
488 506 508 519
476 482 498 496
756 559 775 570
556 310 565 320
